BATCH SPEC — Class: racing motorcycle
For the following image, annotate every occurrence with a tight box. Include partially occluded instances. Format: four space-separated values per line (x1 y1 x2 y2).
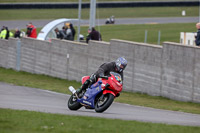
68 72 122 113
105 18 115 24
105 16 115 24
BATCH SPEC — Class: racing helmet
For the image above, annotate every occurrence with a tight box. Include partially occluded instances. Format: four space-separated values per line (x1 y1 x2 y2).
115 57 127 72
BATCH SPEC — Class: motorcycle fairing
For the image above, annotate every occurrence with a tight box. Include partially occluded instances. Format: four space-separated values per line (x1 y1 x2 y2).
103 90 116 96
77 80 103 108
81 76 90 84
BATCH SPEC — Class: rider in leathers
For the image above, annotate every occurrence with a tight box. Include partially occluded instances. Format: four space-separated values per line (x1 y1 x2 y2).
76 57 127 96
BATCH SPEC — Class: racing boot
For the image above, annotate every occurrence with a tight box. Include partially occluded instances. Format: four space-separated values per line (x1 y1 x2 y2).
76 79 90 97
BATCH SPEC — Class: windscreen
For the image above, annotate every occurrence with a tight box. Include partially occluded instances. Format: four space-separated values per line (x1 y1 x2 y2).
110 72 122 84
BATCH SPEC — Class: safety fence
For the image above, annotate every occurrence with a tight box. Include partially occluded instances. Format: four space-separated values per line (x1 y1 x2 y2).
0 1 198 9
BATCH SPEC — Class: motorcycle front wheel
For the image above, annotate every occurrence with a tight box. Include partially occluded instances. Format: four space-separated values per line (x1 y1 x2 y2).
68 94 82 110
95 93 114 113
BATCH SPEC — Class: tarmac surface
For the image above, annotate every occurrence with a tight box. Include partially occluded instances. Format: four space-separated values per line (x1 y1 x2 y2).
0 17 198 30
1 82 200 127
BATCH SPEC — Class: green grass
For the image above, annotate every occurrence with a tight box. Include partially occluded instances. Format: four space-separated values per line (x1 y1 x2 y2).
0 108 200 133
115 92 200 114
0 67 200 114
0 67 81 94
0 6 198 20
80 23 196 44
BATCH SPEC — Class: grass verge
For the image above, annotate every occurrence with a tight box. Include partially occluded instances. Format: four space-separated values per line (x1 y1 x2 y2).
0 108 200 133
0 67 199 114
80 23 196 44
0 6 198 20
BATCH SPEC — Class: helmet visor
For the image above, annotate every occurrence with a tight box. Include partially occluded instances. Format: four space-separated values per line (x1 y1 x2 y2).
117 64 124 72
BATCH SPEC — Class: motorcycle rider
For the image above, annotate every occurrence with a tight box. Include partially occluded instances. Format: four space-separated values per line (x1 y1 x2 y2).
76 57 127 96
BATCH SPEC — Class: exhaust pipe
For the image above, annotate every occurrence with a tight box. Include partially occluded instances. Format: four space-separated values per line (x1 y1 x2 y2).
69 86 76 94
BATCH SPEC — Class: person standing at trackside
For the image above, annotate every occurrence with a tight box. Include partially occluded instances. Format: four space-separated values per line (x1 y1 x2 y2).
195 23 200 46
0 26 7 39
5 27 13 39
54 27 66 40
76 57 127 97
65 23 73 41
0 26 13 39
14 28 21 38
86 27 102 43
26 22 37 38
70 23 76 41
86 28 91 43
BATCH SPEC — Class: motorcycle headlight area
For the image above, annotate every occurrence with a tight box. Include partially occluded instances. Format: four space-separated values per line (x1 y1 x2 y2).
115 76 122 84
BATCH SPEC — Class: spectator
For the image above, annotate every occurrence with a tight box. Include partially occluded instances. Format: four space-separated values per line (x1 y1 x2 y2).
87 27 102 43
54 27 66 40
26 22 37 38
0 26 13 39
70 23 76 41
195 23 200 46
54 28 62 39
86 28 91 43
0 26 6 32
0 26 6 39
14 28 21 38
5 27 13 39
65 23 73 41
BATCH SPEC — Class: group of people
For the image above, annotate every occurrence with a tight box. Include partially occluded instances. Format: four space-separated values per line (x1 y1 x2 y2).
0 21 103 43
54 23 102 43
54 23 76 41
0 22 37 40
0 26 14 39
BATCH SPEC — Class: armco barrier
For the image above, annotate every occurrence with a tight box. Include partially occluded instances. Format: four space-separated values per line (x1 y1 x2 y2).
0 1 198 9
0 37 200 103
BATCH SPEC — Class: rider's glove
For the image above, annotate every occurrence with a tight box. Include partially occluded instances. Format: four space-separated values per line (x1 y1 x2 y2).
89 74 97 84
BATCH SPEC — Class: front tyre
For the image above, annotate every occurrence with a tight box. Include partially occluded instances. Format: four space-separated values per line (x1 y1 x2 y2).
95 93 114 113
68 95 82 110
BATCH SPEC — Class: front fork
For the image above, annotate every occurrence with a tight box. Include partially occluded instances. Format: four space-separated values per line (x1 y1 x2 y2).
99 94 105 101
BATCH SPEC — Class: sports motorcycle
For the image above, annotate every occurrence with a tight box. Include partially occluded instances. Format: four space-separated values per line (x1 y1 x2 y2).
105 18 115 24
68 72 123 113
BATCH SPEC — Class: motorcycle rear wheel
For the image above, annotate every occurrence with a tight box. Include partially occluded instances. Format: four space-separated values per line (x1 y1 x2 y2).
95 93 114 113
68 95 82 110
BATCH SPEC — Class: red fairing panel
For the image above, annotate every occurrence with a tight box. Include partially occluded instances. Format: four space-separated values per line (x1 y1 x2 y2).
81 76 90 84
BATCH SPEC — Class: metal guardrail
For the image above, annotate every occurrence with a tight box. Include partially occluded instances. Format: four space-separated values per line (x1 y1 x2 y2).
0 1 198 9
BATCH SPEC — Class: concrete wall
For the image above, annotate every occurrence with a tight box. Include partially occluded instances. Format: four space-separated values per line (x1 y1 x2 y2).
0 37 200 103
194 47 200 102
0 38 18 69
161 42 199 102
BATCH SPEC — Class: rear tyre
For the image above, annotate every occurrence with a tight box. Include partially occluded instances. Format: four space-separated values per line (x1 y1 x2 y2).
68 95 82 110
95 93 114 113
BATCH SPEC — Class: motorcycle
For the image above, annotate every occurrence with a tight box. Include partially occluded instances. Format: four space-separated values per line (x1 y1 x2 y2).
68 72 123 113
105 16 115 24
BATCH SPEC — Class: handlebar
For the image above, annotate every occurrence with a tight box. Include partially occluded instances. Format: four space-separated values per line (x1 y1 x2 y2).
100 76 108 80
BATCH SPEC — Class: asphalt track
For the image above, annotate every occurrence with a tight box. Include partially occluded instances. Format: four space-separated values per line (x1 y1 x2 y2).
1 82 200 127
0 17 198 30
